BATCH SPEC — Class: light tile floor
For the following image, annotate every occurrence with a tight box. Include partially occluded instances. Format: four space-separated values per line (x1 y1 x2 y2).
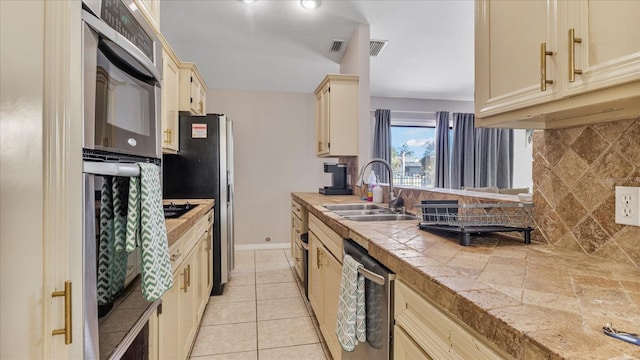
189 249 331 360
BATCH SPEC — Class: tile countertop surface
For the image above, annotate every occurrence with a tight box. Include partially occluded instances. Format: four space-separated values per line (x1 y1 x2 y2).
163 199 214 246
292 192 640 360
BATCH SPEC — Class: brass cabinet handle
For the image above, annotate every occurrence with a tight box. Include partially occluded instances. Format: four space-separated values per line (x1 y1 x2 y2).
163 129 172 145
187 264 191 288
540 42 554 91
316 248 322 269
182 267 188 292
568 28 583 82
51 281 72 344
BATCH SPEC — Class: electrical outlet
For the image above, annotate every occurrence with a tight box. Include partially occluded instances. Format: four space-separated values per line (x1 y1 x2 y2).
615 186 640 226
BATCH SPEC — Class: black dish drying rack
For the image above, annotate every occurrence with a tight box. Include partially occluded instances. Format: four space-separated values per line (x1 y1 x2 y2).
416 200 534 246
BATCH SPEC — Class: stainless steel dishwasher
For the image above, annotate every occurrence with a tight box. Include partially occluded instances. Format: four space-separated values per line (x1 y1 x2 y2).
342 239 395 360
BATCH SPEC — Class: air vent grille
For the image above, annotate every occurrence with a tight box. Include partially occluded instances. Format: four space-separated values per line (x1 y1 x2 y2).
330 40 344 53
369 40 388 57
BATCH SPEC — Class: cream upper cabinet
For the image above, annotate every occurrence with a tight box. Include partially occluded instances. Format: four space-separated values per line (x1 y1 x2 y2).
179 63 208 116
475 0 640 129
133 0 160 32
314 74 359 157
564 0 640 96
161 39 180 153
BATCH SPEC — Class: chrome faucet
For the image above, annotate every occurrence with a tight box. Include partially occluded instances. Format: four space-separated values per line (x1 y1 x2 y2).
356 158 404 212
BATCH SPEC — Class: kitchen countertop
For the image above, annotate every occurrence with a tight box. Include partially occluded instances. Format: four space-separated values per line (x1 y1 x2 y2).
163 199 214 246
292 192 640 360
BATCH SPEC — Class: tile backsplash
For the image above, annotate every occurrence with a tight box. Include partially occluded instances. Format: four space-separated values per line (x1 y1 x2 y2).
532 118 640 267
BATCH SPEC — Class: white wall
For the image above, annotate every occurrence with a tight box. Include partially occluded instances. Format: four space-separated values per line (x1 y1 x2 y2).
340 24 371 165
512 129 533 191
207 89 327 246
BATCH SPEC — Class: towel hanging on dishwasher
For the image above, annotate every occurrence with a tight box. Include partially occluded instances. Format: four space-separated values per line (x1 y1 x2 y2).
336 254 366 351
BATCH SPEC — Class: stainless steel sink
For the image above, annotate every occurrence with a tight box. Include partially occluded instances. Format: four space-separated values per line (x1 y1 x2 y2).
342 214 418 222
332 209 394 216
322 203 386 211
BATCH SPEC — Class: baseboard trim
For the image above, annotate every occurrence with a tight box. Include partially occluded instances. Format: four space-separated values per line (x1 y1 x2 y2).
235 243 291 251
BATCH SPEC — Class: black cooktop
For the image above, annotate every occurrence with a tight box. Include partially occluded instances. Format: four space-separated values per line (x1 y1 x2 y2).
163 202 198 219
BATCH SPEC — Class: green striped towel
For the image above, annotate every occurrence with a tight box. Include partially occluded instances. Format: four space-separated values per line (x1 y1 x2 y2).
128 163 173 302
336 254 366 351
97 177 129 305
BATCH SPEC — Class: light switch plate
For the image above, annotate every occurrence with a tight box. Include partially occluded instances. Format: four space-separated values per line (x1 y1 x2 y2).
615 186 640 226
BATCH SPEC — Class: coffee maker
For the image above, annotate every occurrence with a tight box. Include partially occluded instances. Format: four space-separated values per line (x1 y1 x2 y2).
319 163 353 195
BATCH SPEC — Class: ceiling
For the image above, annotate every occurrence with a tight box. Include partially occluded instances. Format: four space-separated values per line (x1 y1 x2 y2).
160 0 474 101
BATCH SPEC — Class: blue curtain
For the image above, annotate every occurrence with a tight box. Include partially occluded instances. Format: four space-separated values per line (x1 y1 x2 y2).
434 111 450 188
450 113 475 189
372 109 391 183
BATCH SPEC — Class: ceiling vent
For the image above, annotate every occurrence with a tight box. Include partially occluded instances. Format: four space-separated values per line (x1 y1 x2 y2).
330 40 345 53
369 40 388 57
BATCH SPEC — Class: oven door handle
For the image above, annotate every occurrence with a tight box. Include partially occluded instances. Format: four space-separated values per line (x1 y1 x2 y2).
81 9 161 85
83 161 140 177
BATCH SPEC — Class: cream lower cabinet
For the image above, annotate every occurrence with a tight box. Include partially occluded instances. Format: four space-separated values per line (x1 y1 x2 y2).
394 279 511 360
158 211 211 360
290 200 307 280
475 0 640 129
308 214 342 360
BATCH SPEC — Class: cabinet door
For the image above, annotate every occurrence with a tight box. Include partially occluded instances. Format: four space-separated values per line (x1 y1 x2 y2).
181 251 198 358
158 271 181 360
321 247 342 360
307 232 324 321
315 85 330 156
134 0 160 30
198 234 210 317
162 47 180 152
476 0 559 119
198 84 207 115
290 213 297 259
565 0 640 95
394 326 433 360
189 74 200 114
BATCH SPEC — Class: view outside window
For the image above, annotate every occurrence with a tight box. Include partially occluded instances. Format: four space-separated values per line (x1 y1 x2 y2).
390 126 436 187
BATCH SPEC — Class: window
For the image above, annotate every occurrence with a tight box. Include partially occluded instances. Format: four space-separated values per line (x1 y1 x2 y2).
390 121 452 188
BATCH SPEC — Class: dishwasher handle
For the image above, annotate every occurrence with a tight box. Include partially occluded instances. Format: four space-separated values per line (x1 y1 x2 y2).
357 265 386 286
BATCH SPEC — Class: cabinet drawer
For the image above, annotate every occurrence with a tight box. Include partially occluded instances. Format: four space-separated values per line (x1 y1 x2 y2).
395 280 510 360
290 200 307 225
168 240 184 274
182 213 210 256
309 214 342 263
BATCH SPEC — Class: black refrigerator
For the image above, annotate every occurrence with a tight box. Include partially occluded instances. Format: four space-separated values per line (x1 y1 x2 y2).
163 113 234 295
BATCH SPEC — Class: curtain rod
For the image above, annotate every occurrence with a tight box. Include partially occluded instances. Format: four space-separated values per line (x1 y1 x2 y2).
369 109 436 114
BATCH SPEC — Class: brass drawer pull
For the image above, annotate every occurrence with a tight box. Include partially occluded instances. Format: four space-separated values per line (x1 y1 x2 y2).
540 42 554 91
51 281 72 344
568 28 583 82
